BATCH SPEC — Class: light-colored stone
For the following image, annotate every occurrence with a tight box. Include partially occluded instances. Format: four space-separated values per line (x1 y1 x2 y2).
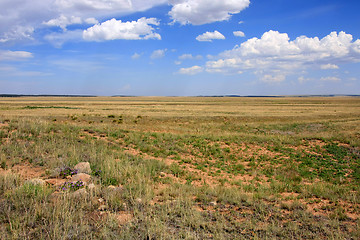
87 183 96 191
26 178 46 186
49 191 63 203
159 172 166 177
98 198 105 203
71 173 91 184
122 202 127 210
74 162 92 174
45 178 68 187
72 188 88 198
107 185 124 192
209 201 217 206
135 198 142 204
98 205 107 211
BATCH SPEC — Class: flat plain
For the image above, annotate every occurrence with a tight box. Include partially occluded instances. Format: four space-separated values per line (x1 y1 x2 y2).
0 96 359 239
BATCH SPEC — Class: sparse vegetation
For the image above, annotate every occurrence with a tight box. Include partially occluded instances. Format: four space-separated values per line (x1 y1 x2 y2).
0 96 359 239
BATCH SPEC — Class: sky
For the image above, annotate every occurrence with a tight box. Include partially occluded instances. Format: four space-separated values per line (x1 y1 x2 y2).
0 0 360 96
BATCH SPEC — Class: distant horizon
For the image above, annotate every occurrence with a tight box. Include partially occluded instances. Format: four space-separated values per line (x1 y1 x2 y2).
1 0 359 96
1 94 359 98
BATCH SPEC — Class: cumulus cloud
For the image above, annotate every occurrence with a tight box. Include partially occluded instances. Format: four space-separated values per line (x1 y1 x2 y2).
151 49 167 59
85 18 99 24
320 76 341 82
233 31 245 37
320 64 339 70
43 15 98 31
0 50 33 61
178 54 202 60
83 17 161 41
176 54 203 65
132 53 142 59
261 74 286 83
0 0 166 44
169 0 250 25
44 15 82 31
205 30 360 82
179 65 203 75
196 31 225 42
0 26 34 43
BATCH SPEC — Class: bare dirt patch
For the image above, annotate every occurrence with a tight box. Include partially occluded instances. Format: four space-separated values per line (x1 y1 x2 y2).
114 212 133 226
11 163 46 180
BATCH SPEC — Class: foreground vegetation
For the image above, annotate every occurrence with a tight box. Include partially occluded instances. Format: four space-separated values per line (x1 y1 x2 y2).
0 96 359 239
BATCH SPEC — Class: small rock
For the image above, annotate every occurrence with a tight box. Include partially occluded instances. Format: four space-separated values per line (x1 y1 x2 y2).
122 202 127 210
26 178 46 186
98 198 105 203
209 201 217 206
49 168 62 178
71 173 91 184
74 162 92 174
159 172 166 177
87 183 96 191
107 185 124 192
72 188 88 198
135 198 142 204
45 178 68 187
49 191 63 203
98 205 107 211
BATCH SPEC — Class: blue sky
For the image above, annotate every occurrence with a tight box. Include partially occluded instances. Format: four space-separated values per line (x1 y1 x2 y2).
0 0 359 96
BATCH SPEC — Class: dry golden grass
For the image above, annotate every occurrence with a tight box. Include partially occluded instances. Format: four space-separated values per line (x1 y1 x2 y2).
0 96 359 239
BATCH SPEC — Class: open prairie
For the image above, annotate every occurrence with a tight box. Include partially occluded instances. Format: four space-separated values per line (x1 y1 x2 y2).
0 96 359 239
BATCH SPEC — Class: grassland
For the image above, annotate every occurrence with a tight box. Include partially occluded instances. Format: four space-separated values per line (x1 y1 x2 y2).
0 96 359 239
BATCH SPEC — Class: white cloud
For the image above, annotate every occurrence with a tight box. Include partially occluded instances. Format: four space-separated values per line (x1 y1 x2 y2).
320 76 341 82
83 17 161 41
169 0 250 25
196 31 225 42
55 0 133 12
54 0 167 17
132 53 142 59
179 65 203 75
298 76 312 83
321 64 339 70
45 30 83 48
0 50 33 61
233 31 245 37
85 18 99 24
0 0 166 44
43 15 82 31
0 26 34 43
43 15 99 31
176 54 203 65
205 31 360 82
261 74 286 83
178 54 202 60
151 49 167 59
